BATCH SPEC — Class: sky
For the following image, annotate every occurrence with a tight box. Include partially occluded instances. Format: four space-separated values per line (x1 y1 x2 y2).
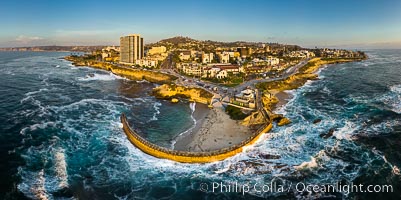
1 0 401 48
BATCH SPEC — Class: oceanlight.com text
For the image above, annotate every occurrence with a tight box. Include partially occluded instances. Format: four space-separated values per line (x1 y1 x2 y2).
199 181 393 195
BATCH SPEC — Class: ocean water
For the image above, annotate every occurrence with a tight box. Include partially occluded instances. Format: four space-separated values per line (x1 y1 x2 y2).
0 50 400 199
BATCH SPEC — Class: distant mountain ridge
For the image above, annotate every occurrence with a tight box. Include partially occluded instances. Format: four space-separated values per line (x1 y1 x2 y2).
158 36 199 45
151 36 301 49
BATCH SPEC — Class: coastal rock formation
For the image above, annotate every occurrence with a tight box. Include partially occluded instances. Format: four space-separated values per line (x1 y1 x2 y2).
313 119 322 124
152 84 213 104
257 57 364 92
319 128 335 139
262 95 279 111
65 56 176 84
256 57 366 129
241 111 267 126
277 117 291 126
269 114 292 126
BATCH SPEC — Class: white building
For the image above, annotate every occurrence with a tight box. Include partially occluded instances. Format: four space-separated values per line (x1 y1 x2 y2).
135 59 157 68
101 46 120 60
179 51 192 60
288 50 315 58
202 53 214 63
147 46 166 55
182 63 203 76
231 89 256 109
218 52 230 63
216 70 227 79
266 56 280 65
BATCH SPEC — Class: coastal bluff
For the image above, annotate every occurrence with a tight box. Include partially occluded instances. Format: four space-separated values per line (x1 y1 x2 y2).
64 55 177 84
121 113 272 163
257 57 365 92
256 57 366 126
152 84 213 105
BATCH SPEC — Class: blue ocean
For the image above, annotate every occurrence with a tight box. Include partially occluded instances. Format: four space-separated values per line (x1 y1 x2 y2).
0 50 400 199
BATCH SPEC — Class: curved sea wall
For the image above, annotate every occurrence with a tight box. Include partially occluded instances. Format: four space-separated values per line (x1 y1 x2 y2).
121 114 272 163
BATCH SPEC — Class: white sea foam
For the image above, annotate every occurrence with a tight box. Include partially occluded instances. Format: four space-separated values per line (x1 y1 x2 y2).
78 72 125 81
378 84 401 114
333 121 358 140
53 148 68 189
18 169 49 200
50 98 129 114
19 121 56 135
149 102 162 121
294 150 331 171
390 84 401 94
136 79 150 83
171 102 198 149
20 92 51 117
189 102 197 125
18 146 70 199
21 88 49 103
294 156 318 170
393 166 400 175
321 86 331 95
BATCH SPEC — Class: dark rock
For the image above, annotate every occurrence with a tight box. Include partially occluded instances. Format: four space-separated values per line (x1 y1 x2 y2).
313 118 322 124
259 153 281 159
320 128 335 139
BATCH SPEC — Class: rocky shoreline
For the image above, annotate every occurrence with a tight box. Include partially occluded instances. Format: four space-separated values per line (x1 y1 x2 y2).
66 55 366 155
257 57 366 108
65 55 215 105
64 55 177 84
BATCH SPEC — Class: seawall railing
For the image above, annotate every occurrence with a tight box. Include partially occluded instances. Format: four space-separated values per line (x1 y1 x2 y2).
120 113 272 162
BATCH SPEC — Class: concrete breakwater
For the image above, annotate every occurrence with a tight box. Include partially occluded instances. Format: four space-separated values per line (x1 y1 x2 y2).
121 113 272 163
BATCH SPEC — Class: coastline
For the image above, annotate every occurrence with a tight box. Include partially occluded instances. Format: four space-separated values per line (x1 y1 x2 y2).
271 90 292 110
172 58 366 154
258 57 366 112
66 55 365 161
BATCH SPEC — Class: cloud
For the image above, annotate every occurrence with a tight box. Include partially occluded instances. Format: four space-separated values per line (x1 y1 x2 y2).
14 35 44 43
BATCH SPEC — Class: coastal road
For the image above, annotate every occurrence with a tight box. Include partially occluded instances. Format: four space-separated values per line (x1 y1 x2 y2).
160 53 173 69
220 58 310 97
176 58 310 103
115 55 310 106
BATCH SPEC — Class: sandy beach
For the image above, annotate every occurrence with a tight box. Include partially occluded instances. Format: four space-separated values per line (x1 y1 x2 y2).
174 104 252 152
270 90 292 110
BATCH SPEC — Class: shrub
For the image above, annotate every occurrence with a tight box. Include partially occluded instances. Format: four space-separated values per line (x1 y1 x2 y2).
225 105 249 120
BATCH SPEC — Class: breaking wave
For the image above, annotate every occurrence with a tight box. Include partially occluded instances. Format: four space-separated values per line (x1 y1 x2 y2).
77 72 126 81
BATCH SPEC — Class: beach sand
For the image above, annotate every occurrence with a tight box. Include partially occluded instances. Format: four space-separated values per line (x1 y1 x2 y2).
174 104 252 152
271 90 292 110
